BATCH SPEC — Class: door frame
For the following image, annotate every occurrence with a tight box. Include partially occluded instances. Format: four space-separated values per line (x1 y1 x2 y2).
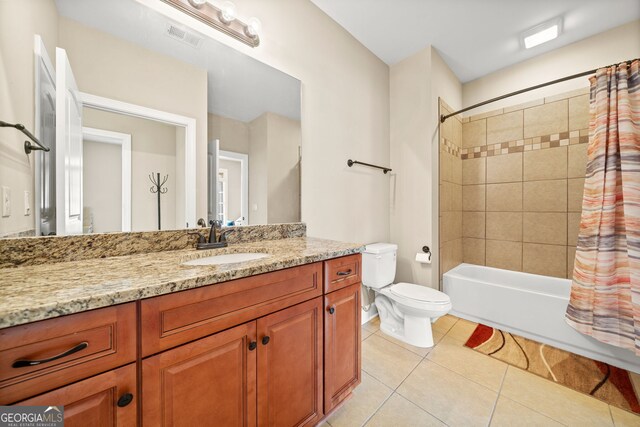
82 127 132 232
218 150 248 224
80 92 197 228
34 35 56 236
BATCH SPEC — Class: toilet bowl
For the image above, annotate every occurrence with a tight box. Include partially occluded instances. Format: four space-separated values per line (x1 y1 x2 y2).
363 243 452 348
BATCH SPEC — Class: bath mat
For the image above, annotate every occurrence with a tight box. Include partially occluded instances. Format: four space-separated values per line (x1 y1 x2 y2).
465 324 640 414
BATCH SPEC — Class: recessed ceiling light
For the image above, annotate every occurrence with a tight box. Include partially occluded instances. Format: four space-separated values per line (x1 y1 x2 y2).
521 17 562 49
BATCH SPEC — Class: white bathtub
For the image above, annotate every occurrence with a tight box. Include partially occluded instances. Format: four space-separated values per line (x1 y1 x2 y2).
443 263 640 373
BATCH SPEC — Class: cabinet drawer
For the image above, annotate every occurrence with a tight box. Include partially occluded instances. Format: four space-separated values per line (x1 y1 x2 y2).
141 262 323 357
0 303 136 405
324 254 361 293
17 363 137 427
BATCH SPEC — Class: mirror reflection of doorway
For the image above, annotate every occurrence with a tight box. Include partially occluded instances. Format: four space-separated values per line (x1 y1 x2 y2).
82 127 131 233
218 150 248 226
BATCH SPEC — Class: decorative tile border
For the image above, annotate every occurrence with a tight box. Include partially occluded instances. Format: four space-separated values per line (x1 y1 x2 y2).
441 137 461 157
461 129 589 160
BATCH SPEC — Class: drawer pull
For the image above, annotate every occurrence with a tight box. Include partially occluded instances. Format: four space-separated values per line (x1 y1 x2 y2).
12 341 89 368
117 393 134 408
337 269 353 276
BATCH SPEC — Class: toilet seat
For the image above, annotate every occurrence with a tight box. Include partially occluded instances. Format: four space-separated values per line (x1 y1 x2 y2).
380 282 452 312
390 283 450 304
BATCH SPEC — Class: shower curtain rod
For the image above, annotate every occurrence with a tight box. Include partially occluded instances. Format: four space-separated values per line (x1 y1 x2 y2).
440 58 639 123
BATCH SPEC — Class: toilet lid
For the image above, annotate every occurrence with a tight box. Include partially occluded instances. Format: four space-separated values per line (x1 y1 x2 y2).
389 283 450 304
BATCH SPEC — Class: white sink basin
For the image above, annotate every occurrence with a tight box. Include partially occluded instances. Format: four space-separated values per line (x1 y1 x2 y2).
182 253 270 266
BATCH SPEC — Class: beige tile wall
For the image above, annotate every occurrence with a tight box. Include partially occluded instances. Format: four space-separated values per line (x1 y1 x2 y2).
459 89 590 279
439 101 463 280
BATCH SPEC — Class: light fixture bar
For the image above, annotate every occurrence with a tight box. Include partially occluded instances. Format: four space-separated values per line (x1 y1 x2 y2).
160 0 260 47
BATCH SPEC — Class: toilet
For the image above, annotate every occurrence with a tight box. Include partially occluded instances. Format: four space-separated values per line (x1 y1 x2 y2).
362 243 451 348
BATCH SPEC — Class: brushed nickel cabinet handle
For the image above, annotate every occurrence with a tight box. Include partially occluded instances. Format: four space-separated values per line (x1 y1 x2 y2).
12 342 89 368
337 269 352 276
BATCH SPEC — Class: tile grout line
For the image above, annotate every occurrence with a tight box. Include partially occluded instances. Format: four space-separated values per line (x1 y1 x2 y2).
359 390 394 427
607 405 616 427
363 323 445 426
486 364 509 426
500 364 625 426
392 356 451 427
425 354 506 396
495 367 570 427
395 349 499 426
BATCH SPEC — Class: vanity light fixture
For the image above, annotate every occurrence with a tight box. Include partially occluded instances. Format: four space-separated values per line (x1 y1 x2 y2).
219 1 237 24
521 17 562 49
162 0 260 47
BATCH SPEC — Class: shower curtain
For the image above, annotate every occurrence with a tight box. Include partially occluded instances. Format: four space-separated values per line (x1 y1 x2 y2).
565 60 640 355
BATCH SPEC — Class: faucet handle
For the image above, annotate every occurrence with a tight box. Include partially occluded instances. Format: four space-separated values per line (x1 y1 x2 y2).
219 228 235 242
188 231 206 244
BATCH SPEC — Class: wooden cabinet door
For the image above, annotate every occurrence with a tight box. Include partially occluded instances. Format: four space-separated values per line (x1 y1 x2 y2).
257 297 323 427
17 363 136 427
324 283 361 413
143 322 257 427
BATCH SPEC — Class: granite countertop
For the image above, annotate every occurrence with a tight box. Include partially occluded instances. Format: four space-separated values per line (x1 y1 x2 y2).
0 237 364 329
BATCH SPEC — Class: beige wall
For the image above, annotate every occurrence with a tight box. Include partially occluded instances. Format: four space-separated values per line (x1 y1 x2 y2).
458 89 589 279
0 0 58 237
247 112 301 224
390 46 462 288
248 114 268 224
83 108 180 232
463 20 640 114
140 0 390 244
58 17 208 223
266 113 301 224
208 113 250 154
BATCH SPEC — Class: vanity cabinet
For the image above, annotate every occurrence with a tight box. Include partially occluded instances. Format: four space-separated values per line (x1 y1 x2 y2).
2 254 361 426
142 297 323 427
16 364 137 427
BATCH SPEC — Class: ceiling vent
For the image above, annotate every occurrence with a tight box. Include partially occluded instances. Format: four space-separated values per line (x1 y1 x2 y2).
166 24 203 49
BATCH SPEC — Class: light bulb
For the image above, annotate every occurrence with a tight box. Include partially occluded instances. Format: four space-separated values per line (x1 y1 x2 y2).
219 1 237 24
245 17 261 38
188 0 206 8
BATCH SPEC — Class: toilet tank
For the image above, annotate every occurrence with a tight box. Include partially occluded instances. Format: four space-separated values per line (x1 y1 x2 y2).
362 243 398 289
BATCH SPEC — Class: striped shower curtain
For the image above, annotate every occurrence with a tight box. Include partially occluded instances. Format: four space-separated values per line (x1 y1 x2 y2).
565 60 640 355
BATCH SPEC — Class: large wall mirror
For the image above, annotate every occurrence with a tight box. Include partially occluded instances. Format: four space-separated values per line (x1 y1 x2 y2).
0 0 301 238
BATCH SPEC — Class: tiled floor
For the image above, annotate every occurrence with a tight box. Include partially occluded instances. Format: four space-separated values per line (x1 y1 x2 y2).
321 315 640 427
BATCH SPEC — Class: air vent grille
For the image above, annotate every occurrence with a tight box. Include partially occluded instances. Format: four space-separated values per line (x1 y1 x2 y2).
166 24 203 49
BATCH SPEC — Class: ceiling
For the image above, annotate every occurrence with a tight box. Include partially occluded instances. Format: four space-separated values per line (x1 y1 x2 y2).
310 0 640 83
55 0 301 122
